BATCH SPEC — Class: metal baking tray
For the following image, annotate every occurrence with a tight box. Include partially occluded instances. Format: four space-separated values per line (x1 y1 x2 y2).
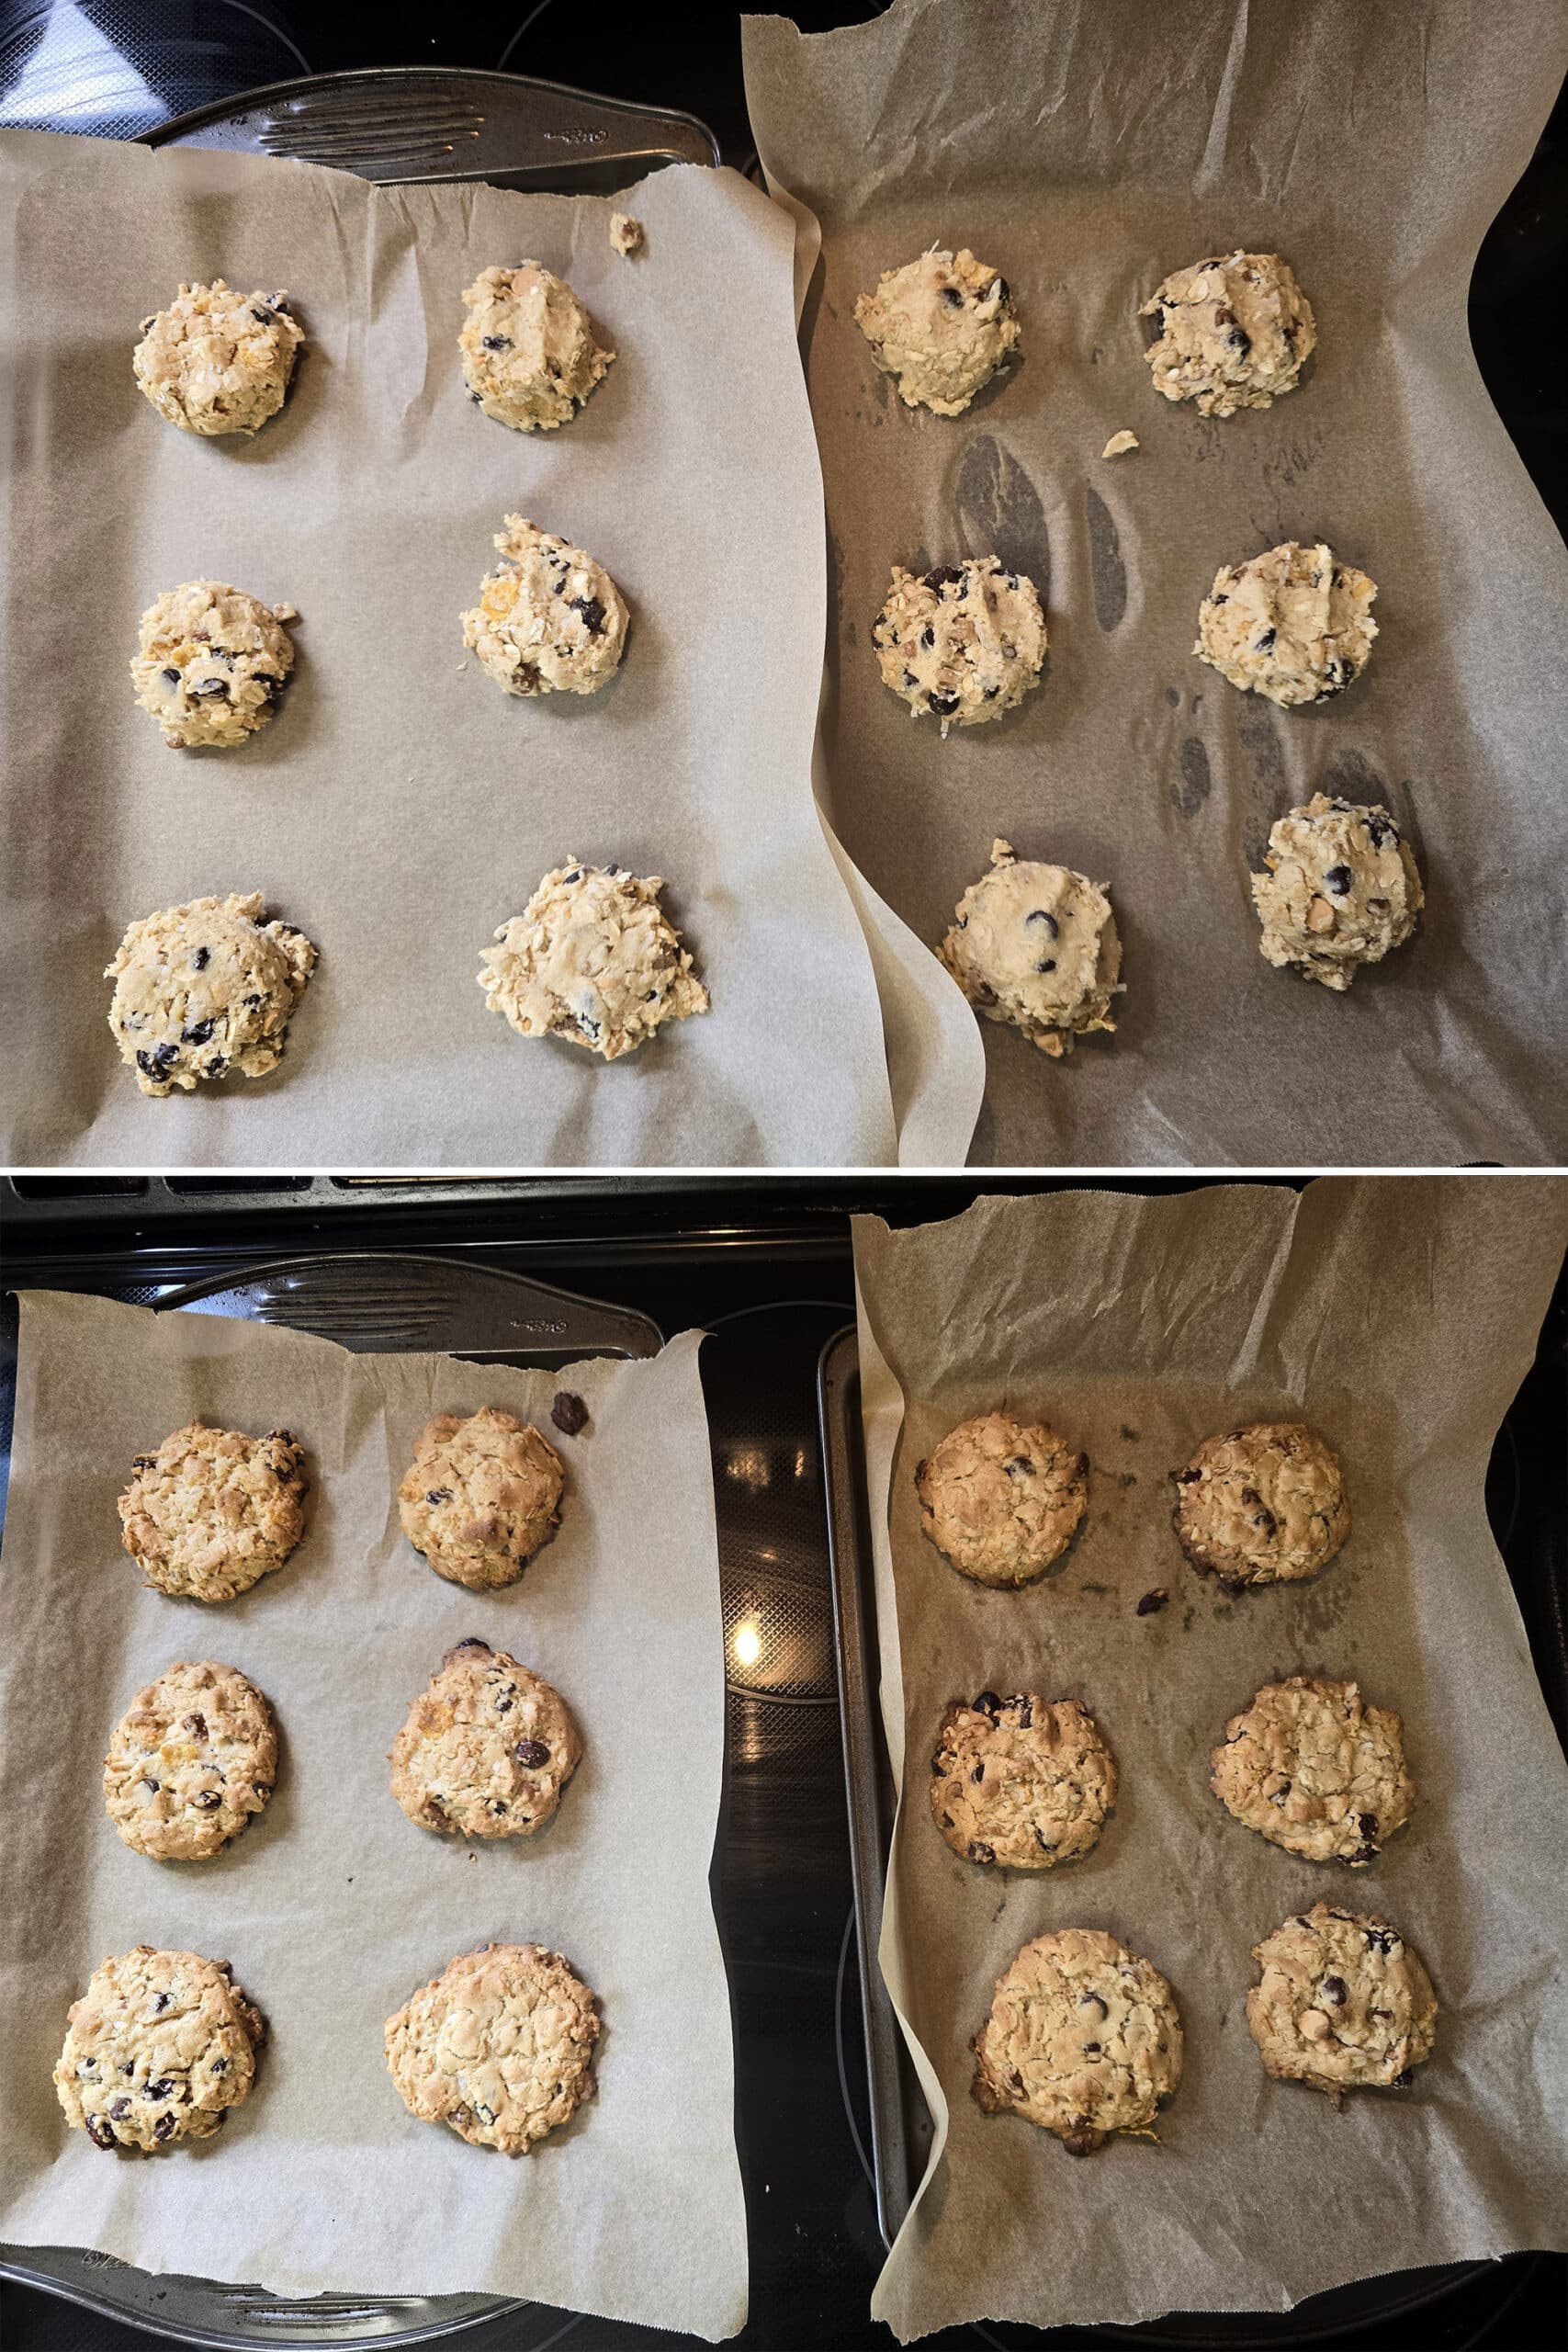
144 65 718 190
0 1250 660 2351
815 1321 1562 2348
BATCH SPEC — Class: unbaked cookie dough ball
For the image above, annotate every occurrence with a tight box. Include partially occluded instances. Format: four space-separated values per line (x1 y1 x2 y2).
1141 251 1314 418
130 581 296 748
461 516 628 699
915 1408 1089 1588
459 263 614 432
479 858 709 1062
874 558 1044 730
854 246 1020 415
1196 539 1376 707
133 279 303 436
106 892 317 1098
939 838 1122 1058
1252 793 1422 991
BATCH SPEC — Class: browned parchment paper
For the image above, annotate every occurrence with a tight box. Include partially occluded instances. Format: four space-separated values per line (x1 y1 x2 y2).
0 1292 746 2340
0 129 925 1168
744 0 1568 1168
852 1178 1568 2340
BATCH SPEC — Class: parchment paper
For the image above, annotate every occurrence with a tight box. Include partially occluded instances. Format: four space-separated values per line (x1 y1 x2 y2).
852 1178 1568 2340
744 0 1568 1168
0 129 921 1169
0 1291 747 2340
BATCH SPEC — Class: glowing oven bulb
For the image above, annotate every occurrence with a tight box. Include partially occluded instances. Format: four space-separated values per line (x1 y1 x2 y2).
732 1621 762 1668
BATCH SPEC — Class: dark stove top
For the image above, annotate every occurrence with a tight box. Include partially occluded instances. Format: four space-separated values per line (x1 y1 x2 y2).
1 1181 1563 2352
1 3 1563 527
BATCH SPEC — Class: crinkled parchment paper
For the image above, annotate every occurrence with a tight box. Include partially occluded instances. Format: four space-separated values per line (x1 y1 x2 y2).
744 0 1568 1167
0 129 947 1167
852 1178 1568 2339
0 1291 746 2339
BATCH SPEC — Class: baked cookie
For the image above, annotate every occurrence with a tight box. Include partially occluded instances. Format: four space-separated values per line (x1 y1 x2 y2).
854 247 1020 415
459 264 614 432
385 1942 600 2154
54 1946 265 2151
390 1638 581 1839
1196 540 1376 707
106 891 318 1098
939 837 1122 1058
133 279 303 436
119 1424 308 1601
916 1409 1089 1587
1247 1903 1438 2100
1141 252 1314 418
1252 793 1423 991
1212 1677 1413 1866
104 1661 277 1861
461 515 628 699
1173 1421 1348 1589
973 1928 1182 2154
398 1407 564 1590
479 857 709 1061
609 213 644 257
130 581 296 748
931 1691 1116 1869
874 559 1045 731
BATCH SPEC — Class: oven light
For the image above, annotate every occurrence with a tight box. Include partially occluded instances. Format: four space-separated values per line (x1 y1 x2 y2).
731 1621 762 1668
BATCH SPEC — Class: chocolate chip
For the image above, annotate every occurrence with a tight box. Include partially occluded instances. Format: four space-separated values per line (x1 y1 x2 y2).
481 334 513 350
920 626 935 649
569 595 606 635
1025 910 1058 936
489 1799 509 1815
468 389 483 403
1135 1588 1168 1615
1254 628 1277 653
560 869 582 885
1254 1506 1278 1537
1269 1780 1292 1804
1176 1466 1201 1484
425 1487 453 1503
514 1739 550 1768
902 667 919 688
86 2118 116 2148
1213 305 1235 326
212 2057 229 2074
1324 864 1353 897
1036 958 1057 974
1392 2068 1414 2088
154 2113 177 2140
941 285 964 308
146 2079 173 2099
1320 1974 1348 2005
136 1046 178 1078
1211 592 1228 605
1083 2041 1101 2054
1062 2127 1102 2157
188 677 230 698
1363 811 1395 849
191 945 209 969
1078 1992 1108 2017
193 1792 222 1811
1004 1456 1032 1477
1359 1812 1379 1838
1228 326 1252 352
1363 1927 1399 1954
1147 303 1165 336
551 1390 589 1436
1012 1695 1033 1728
974 1690 1003 1715
1033 1827 1056 1853
969 1839 995 1863
923 566 964 592
987 277 1009 304
929 689 960 715
423 1799 451 1831
109 2097 131 2118
971 1760 985 1783
161 666 180 684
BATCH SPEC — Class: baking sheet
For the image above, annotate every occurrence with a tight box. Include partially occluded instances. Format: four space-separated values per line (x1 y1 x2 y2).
743 0 1568 1168
0 129 935 1169
0 1291 747 2341
851 1178 1568 2341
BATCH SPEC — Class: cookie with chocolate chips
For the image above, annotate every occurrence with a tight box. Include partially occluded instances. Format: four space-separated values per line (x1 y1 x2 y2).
458 264 613 432
461 515 627 699
931 1691 1116 1869
390 1639 581 1839
916 1408 1089 1588
106 892 317 1099
130 581 296 748
972 1928 1182 2154
397 1407 564 1590
1212 1677 1414 1865
874 559 1045 731
133 278 303 436
854 246 1020 414
1172 1420 1348 1589
104 1660 277 1860
1247 1902 1438 2100
54 1946 265 2150
385 1942 600 2154
479 858 708 1062
118 1423 308 1601
1140 251 1314 418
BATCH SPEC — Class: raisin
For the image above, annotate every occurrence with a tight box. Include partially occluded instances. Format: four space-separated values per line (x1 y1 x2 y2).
1012 1695 1033 1727
191 945 209 970
513 1739 550 1768
1135 1588 1168 1615
1004 1455 1032 1476
551 1390 589 1436
1324 864 1353 897
1255 1506 1278 1536
923 566 964 591
1363 811 1396 850
1025 910 1058 935
181 1019 216 1046
1364 1927 1399 1954
147 2079 173 2099
154 2113 177 2141
85 2119 116 2149
194 1792 222 1810
425 1487 453 1503
110 2098 131 2119
969 1839 995 1863
1359 1812 1379 1838
1228 327 1251 352
1392 2068 1415 2088
1320 1974 1348 2004
481 334 513 350
973 1690 1003 1715
569 594 606 635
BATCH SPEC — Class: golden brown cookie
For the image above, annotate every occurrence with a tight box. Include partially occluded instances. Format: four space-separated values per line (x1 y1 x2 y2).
54 1946 265 2150
931 1691 1116 1869
390 1638 581 1838
104 1660 277 1860
972 1928 1182 2154
385 1943 600 2154
1172 1420 1347 1588
1212 1677 1414 1865
118 1424 308 1601
916 1409 1088 1587
397 1407 564 1589
1247 1903 1438 2100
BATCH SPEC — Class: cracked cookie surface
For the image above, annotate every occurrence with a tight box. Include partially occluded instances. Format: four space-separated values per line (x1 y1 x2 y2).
854 246 1019 414
1247 1902 1437 2098
459 264 613 432
939 837 1121 1057
133 279 303 435
931 1692 1115 1869
391 1638 581 1839
398 1407 564 1589
1141 251 1314 418
1173 1420 1348 1588
916 1409 1089 1587
1212 1677 1414 1866
1196 540 1376 707
479 858 709 1061
385 1942 600 2154
461 516 627 698
54 1946 265 2150
972 1928 1182 2154
106 891 317 1098
118 1423 308 1601
104 1661 277 1860
130 581 296 748
1252 792 1422 991
874 559 1044 730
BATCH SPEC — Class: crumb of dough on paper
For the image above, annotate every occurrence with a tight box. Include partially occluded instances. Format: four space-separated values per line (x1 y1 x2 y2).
1101 429 1139 458
609 213 644 257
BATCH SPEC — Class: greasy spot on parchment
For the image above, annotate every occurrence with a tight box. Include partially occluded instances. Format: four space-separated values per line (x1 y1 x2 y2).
1175 737 1212 818
955 435 1050 605
1086 487 1127 633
